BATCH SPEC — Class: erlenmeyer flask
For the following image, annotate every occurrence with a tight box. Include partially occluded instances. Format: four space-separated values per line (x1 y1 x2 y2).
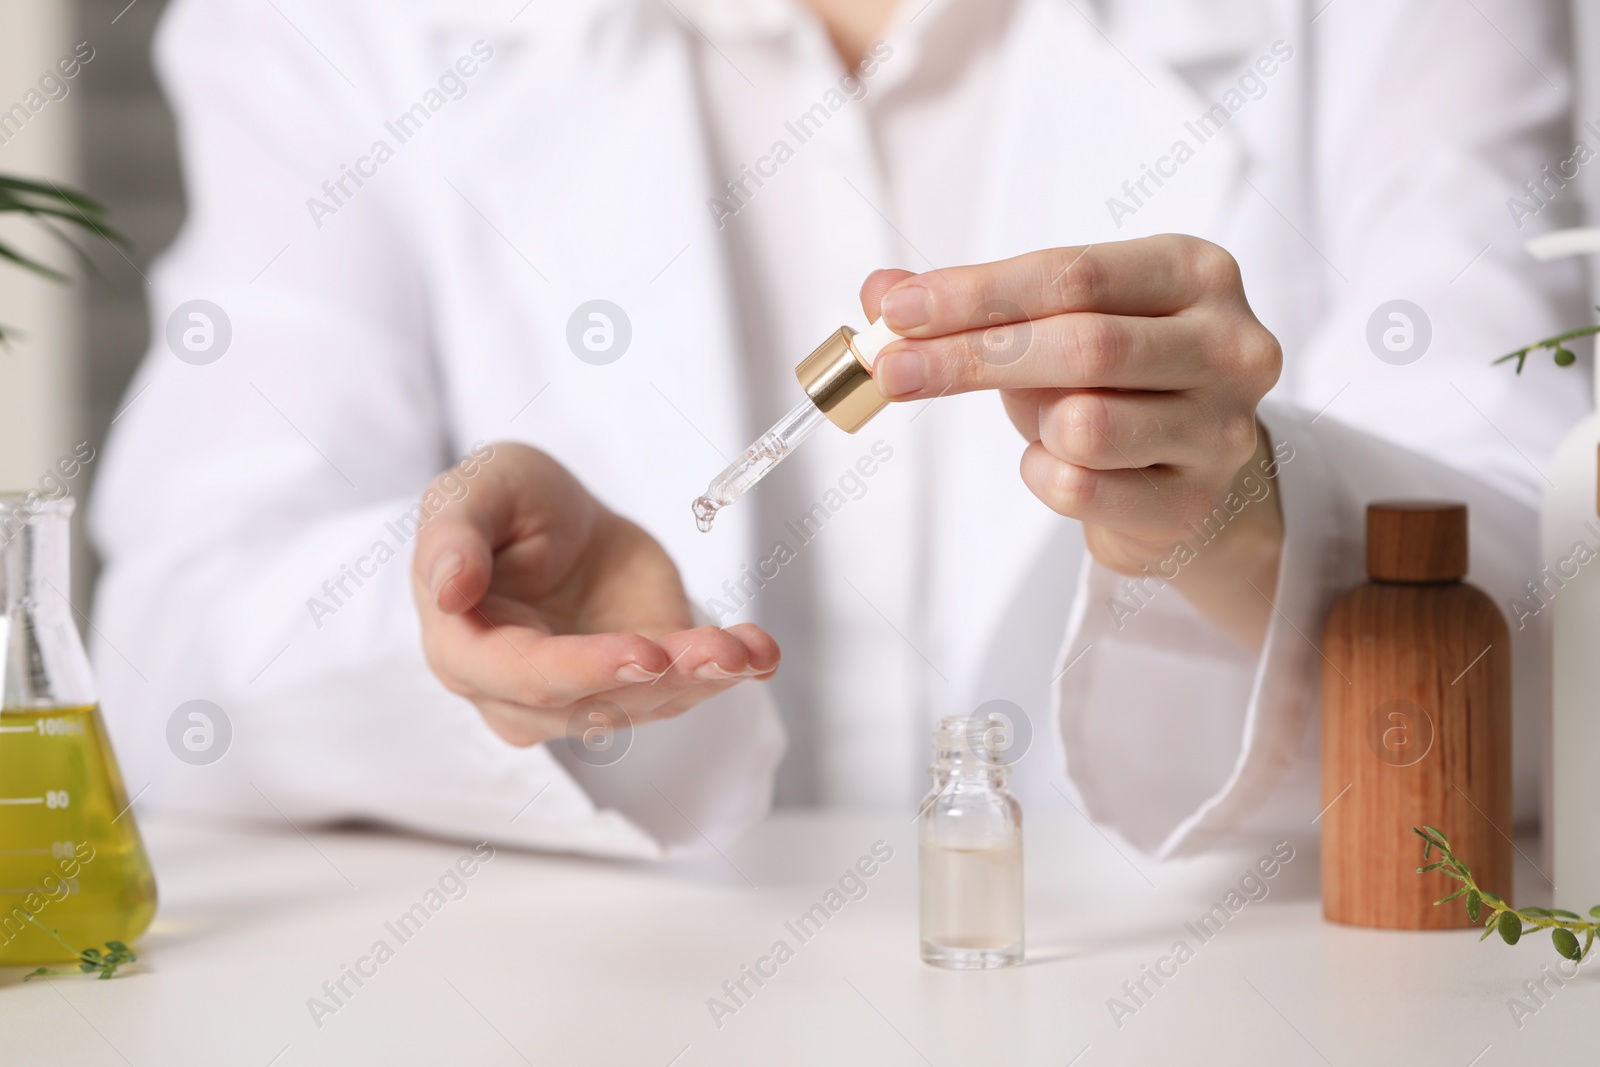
0 494 155 964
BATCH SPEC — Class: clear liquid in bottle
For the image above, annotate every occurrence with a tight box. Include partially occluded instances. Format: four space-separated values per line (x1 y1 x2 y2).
918 714 1023 968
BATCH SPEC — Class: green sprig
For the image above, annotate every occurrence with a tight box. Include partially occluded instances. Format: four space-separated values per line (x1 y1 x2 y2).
17 912 137 981
0 174 128 347
1494 313 1600 374
1414 826 1598 964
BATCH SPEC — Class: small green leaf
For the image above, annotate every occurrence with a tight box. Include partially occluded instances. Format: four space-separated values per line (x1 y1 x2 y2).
1435 887 1469 906
1589 905 1600 918
1480 923 1500 941
1418 861 1446 873
1555 346 1577 367
1553 928 1582 961
1548 909 1582 920
1422 826 1451 849
1467 890 1482 922
1522 907 1554 918
1498 911 1522 945
1481 890 1506 907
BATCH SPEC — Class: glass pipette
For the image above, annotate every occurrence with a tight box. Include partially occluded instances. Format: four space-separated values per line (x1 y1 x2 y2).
692 396 829 532
692 319 899 532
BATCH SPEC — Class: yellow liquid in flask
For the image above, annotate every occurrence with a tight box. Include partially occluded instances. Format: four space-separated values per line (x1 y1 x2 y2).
0 705 156 964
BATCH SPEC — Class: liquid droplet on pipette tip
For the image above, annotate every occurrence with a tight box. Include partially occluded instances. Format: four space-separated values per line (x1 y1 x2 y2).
692 496 718 533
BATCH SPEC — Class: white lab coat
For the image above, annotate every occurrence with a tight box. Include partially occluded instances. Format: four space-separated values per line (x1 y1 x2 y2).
90 0 1589 859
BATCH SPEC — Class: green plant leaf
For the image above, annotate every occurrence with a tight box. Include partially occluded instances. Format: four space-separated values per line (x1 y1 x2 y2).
1522 907 1554 918
0 172 129 303
1418 861 1446 873
1555 346 1577 366
1467 890 1482 922
1481 890 1506 907
1590 905 1600 918
1549 908 1582 920
0 175 105 211
0 237 70 283
1422 826 1451 849
1435 887 1469 906
1498 911 1522 945
1553 928 1582 961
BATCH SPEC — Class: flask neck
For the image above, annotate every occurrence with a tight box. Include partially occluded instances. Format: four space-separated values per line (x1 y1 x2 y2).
2 498 73 614
1 496 92 709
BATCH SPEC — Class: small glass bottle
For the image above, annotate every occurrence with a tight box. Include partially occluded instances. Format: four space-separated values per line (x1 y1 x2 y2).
0 495 156 963
918 714 1023 968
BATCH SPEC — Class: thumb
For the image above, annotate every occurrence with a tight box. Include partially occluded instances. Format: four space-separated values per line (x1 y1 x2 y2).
413 488 497 615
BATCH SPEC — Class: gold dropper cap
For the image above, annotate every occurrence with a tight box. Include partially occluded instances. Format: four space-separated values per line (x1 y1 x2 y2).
794 320 898 434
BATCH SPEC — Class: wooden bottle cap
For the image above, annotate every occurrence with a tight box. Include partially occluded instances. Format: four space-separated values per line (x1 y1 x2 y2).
1366 501 1468 582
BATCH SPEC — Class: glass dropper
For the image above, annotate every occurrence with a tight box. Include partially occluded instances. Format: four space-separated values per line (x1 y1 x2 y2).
692 396 829 532
692 319 899 532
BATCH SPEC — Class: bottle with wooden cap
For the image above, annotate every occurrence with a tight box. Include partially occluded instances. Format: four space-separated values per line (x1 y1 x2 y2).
1320 501 1511 929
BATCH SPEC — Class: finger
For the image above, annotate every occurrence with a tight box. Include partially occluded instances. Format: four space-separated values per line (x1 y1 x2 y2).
877 235 1236 338
726 622 781 679
427 610 673 707
1035 389 1257 473
414 505 496 615
652 625 766 683
1001 389 1045 442
875 312 1211 399
412 449 598 615
1018 440 1209 535
860 268 917 322
462 623 780 746
575 624 780 721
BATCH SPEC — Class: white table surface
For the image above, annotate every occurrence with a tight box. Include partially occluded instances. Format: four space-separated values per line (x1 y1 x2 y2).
0 808 1589 1066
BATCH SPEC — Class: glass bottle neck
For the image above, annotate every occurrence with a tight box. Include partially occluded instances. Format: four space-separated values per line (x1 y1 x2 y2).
928 714 1011 792
930 754 1009 792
